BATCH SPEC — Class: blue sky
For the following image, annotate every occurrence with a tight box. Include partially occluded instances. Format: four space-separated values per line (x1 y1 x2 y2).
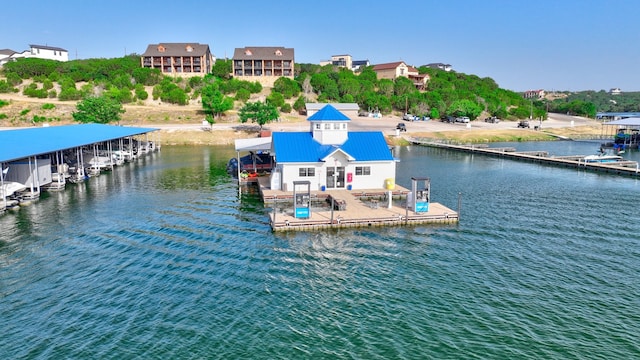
2 0 639 92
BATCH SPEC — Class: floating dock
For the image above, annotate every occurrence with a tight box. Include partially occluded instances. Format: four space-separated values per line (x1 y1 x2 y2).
411 138 640 177
253 178 459 231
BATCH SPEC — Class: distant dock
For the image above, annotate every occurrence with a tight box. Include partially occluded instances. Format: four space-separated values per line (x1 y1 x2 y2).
411 138 640 177
252 178 459 232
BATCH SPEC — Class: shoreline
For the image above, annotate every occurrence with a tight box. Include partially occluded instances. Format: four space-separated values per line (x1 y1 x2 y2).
0 94 608 146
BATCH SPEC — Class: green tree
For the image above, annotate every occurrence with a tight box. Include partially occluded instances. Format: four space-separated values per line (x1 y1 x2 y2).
239 101 279 129
201 84 234 118
293 95 307 114
72 96 125 124
212 59 232 79
273 77 301 99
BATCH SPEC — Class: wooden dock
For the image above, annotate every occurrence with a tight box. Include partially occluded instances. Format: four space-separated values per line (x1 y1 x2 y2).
411 138 640 177
253 178 459 231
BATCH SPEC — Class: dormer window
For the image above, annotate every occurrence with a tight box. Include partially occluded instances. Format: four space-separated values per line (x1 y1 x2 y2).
275 49 282 56
158 45 165 52
245 49 252 56
186 45 193 52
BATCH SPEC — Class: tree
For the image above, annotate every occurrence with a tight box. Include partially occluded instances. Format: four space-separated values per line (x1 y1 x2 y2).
238 101 279 129
211 59 232 79
72 96 125 124
201 83 234 118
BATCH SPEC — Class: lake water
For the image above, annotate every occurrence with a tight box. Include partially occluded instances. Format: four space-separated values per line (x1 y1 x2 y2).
1 141 639 359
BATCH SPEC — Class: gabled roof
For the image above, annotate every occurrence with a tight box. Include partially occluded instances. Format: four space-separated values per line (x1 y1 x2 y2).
142 43 211 57
372 61 406 71
233 46 294 60
0 49 17 56
0 124 157 163
306 103 359 112
307 104 351 121
29 44 68 52
272 131 393 163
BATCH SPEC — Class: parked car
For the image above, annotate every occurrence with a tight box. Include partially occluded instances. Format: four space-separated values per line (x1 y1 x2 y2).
358 111 369 117
396 123 407 132
441 115 456 123
402 113 414 121
517 120 530 128
456 116 470 123
485 116 500 123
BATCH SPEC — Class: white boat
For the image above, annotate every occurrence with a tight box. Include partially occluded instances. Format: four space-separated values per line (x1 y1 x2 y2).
583 154 624 163
1 181 28 198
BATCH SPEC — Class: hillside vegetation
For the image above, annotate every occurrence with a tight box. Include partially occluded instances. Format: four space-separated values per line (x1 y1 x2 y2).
0 55 600 127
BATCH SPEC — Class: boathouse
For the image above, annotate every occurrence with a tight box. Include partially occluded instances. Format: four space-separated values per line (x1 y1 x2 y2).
270 104 396 192
1 124 158 211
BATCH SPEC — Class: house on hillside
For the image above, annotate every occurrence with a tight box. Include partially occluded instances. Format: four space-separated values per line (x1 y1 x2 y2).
318 55 370 72
141 43 215 76
1 45 68 64
232 46 294 87
424 63 452 72
320 54 352 69
270 104 396 192
351 59 370 72
372 61 428 90
523 89 545 99
28 45 69 62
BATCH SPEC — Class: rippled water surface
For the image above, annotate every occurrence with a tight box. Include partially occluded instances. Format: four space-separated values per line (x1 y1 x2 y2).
1 142 639 359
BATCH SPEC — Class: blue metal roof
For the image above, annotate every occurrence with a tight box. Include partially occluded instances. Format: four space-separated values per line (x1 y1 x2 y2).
0 124 158 162
272 131 393 163
307 104 351 122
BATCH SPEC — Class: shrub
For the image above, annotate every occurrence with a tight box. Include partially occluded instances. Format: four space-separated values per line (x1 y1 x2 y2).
235 88 250 102
280 103 292 113
42 103 56 110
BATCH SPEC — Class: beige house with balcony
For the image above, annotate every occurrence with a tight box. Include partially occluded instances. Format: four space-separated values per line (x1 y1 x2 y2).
232 46 294 87
372 61 428 90
141 43 214 77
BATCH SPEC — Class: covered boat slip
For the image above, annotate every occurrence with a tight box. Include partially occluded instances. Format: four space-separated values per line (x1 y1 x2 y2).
0 124 159 163
0 124 158 212
231 137 274 178
602 117 640 149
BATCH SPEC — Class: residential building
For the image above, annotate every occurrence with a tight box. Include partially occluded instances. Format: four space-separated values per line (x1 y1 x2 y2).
320 55 370 72
232 46 294 87
372 61 428 90
1 45 68 65
270 104 396 192
523 89 545 99
424 63 452 72
0 49 18 66
141 43 214 76
351 59 370 72
320 54 352 69
610 88 622 95
28 45 69 62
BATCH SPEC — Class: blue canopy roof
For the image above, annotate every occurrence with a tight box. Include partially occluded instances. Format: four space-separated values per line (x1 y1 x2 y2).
272 131 393 163
0 124 158 162
307 104 351 122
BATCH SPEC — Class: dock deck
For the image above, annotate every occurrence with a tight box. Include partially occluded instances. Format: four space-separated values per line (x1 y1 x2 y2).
411 138 640 177
252 178 459 231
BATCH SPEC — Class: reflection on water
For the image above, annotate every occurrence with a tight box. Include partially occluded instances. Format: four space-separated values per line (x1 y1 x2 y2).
1 144 640 359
